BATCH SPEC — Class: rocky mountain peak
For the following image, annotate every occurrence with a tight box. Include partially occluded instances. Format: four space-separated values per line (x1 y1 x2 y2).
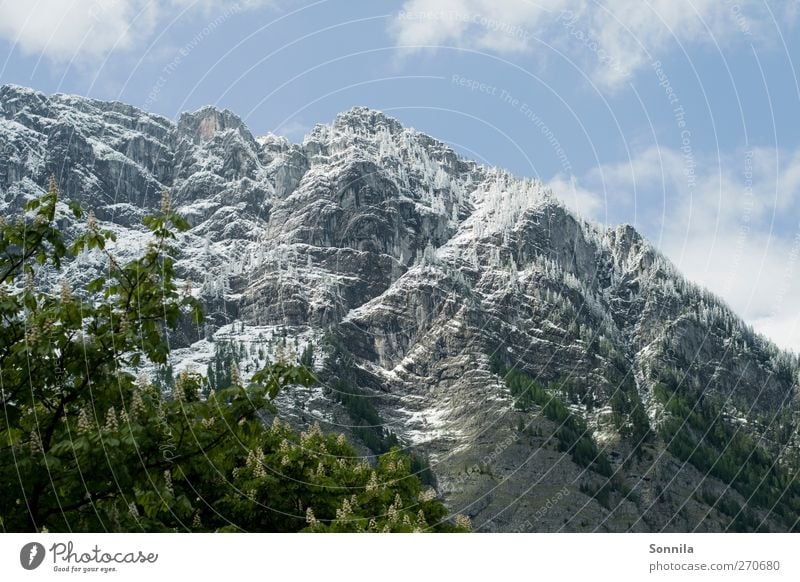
331 106 404 136
606 222 650 270
175 105 254 145
0 83 44 102
0 84 50 118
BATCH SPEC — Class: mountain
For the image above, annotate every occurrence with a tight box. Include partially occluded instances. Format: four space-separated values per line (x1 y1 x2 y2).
1 84 798 532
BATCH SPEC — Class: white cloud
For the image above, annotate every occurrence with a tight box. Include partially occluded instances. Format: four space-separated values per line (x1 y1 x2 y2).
390 0 785 89
556 145 800 352
0 0 154 61
548 173 604 219
274 119 310 141
0 0 265 62
392 0 550 53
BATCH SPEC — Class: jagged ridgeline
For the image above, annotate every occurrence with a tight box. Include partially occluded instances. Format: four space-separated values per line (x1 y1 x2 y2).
1 84 798 532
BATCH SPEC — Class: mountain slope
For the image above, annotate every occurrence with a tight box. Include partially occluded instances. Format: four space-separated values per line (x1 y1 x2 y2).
1 84 798 532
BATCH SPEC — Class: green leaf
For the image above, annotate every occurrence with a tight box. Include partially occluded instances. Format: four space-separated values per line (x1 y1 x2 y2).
68 200 83 218
86 277 105 293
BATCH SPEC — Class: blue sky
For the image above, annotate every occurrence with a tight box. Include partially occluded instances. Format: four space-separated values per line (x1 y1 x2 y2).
1 0 799 352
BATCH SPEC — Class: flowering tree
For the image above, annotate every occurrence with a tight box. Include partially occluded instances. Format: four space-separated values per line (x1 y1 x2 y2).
0 179 467 533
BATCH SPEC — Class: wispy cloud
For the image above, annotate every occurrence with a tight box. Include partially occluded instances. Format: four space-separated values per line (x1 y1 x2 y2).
547 173 605 219
389 0 795 90
273 119 311 141
0 0 272 62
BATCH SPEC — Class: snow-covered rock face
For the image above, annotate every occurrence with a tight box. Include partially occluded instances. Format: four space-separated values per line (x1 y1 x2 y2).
2 84 799 532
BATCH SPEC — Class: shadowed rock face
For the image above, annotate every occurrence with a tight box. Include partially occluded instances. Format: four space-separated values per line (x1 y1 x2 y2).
2 84 798 532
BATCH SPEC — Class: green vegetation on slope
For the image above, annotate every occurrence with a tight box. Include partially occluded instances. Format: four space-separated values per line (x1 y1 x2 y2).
652 368 800 532
489 355 616 480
